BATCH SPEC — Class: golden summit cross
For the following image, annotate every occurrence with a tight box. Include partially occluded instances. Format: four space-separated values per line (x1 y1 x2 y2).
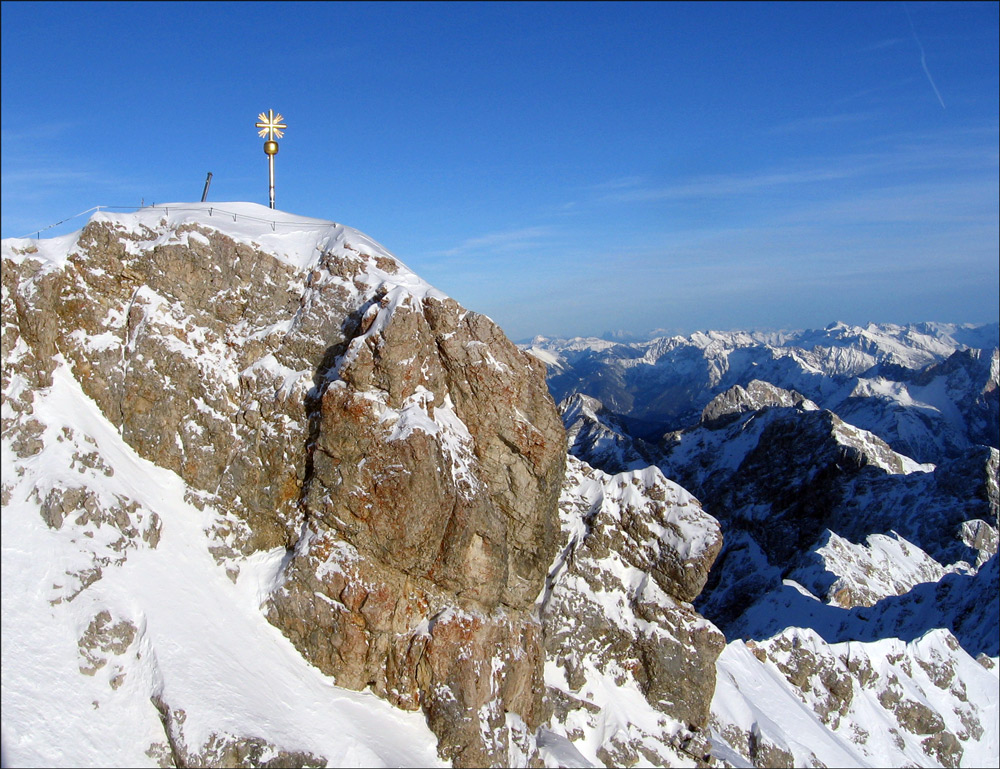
256 109 286 141
255 109 287 209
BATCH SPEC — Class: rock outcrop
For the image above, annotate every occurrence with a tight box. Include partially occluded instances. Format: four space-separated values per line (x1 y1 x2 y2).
3 204 567 766
266 280 567 765
698 379 810 429
539 456 726 766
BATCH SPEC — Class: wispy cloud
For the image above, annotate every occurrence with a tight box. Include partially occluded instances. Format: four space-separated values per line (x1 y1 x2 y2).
859 37 906 53
585 176 644 191
439 226 555 256
1 120 78 144
1 168 100 187
766 111 878 135
594 129 996 207
599 166 861 203
834 78 918 107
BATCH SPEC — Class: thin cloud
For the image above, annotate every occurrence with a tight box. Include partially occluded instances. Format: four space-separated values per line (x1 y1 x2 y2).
860 37 906 53
597 130 996 206
585 176 644 191
1 168 100 187
600 166 861 203
834 78 917 106
766 112 878 135
1 120 78 144
439 226 555 256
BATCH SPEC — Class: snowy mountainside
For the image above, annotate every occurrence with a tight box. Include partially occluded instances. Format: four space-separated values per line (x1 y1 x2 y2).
657 391 997 635
672 390 1000 767
548 382 998 767
3 203 739 769
540 330 998 766
538 456 726 767
0 347 444 768
711 627 998 769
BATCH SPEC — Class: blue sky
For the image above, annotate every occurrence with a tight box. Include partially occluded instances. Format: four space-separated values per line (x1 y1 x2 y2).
2 1 997 341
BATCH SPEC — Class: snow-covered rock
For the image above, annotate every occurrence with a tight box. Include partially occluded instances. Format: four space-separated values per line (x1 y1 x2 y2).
539 456 725 767
558 393 653 473
711 627 999 768
2 203 567 767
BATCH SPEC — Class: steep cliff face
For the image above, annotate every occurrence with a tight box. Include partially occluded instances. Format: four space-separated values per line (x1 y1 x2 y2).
2 203 566 766
264 269 567 765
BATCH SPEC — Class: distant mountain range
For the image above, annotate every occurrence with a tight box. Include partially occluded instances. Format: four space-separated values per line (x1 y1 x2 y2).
528 321 998 766
527 321 999 463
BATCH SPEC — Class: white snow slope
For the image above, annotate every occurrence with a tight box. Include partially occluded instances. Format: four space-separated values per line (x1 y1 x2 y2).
2 204 448 768
0 356 445 768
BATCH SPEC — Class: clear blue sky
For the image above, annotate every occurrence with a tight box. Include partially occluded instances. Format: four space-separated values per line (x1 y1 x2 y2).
3 1 998 341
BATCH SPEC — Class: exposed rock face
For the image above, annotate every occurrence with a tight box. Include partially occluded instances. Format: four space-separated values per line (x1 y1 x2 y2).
267 286 567 766
3 205 566 767
303 291 565 608
539 456 726 765
4 215 348 554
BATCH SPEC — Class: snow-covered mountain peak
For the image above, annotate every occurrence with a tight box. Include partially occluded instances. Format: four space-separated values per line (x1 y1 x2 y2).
4 205 997 768
2 205 572 766
5 202 445 307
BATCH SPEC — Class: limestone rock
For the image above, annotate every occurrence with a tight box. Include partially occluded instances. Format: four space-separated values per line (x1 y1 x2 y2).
539 456 725 765
3 206 567 766
268 283 566 766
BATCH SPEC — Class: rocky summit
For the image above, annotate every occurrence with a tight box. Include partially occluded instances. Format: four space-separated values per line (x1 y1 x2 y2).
2 203 733 768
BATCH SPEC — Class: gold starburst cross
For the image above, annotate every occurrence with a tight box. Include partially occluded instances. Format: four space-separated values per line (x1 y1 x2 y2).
256 109 287 141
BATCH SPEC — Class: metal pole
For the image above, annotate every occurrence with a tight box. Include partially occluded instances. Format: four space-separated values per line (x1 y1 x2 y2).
268 154 275 209
201 172 213 202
